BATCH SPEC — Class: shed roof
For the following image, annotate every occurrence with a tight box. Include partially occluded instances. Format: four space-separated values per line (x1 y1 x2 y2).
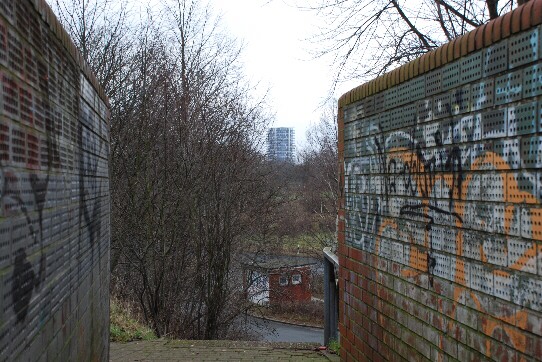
241 254 317 271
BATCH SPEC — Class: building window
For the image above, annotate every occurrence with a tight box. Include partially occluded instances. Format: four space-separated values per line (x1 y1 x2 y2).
279 275 288 286
292 274 302 285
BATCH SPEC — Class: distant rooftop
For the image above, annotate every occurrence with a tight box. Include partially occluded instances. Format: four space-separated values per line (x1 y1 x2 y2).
240 254 317 270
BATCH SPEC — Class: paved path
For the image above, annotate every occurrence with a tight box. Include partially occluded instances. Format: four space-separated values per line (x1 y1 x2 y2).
248 317 324 344
110 339 338 361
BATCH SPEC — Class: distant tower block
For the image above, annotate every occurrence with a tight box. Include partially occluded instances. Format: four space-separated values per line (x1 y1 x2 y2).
267 127 295 162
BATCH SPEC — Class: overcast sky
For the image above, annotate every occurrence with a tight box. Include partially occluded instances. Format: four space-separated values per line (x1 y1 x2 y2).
136 0 359 148
211 0 359 149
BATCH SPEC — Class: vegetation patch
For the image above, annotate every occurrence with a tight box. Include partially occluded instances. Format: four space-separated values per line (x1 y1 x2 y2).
328 338 340 354
110 298 157 342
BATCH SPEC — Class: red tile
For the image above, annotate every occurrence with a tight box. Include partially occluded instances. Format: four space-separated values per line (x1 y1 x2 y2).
501 11 513 38
440 43 449 65
521 0 535 30
484 20 494 46
453 35 464 59
429 50 437 70
467 27 477 52
511 5 523 33
435 46 443 68
447 39 456 61
420 53 430 73
425 52 432 72
399 65 405 83
493 14 504 41
475 23 486 49
412 58 420 76
460 33 469 56
532 0 542 26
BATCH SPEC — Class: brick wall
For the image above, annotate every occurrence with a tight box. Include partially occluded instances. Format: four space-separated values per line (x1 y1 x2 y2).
0 1 110 360
337 1 542 361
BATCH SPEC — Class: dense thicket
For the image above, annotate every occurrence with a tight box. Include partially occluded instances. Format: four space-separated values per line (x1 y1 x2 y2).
54 0 280 339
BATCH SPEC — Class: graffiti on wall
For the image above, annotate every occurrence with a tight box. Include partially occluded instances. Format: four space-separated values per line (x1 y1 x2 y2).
342 27 542 358
0 1 110 359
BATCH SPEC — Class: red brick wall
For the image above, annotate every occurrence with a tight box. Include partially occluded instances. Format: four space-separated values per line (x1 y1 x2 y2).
269 266 312 304
337 2 542 361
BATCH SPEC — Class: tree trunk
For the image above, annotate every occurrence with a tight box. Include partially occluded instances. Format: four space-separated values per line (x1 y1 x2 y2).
486 0 500 19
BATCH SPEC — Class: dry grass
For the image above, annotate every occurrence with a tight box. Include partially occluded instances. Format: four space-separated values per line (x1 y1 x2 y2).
110 297 157 342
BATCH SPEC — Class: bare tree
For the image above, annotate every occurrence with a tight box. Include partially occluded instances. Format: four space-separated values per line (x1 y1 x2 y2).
55 0 280 340
299 0 520 87
52 0 134 99
299 100 338 249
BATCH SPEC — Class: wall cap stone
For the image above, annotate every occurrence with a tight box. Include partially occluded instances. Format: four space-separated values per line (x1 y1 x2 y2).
338 0 540 109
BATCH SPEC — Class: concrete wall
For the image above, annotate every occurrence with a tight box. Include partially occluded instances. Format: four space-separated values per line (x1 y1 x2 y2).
337 2 542 361
0 0 110 360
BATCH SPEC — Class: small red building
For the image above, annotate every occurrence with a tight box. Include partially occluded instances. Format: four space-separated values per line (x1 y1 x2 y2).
242 255 316 306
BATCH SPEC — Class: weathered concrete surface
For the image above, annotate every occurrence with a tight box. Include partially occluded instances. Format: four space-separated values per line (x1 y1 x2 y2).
110 340 339 361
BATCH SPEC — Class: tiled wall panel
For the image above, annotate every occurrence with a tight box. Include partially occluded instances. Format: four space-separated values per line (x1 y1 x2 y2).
0 1 110 361
338 6 542 361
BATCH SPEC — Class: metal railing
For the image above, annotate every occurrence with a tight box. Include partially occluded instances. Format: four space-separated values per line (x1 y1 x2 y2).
323 247 339 346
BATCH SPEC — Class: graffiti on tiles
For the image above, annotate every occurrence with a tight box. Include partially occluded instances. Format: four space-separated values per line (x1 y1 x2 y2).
341 30 542 357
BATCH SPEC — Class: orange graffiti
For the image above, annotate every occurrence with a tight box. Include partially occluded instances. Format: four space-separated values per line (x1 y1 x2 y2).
367 147 540 357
